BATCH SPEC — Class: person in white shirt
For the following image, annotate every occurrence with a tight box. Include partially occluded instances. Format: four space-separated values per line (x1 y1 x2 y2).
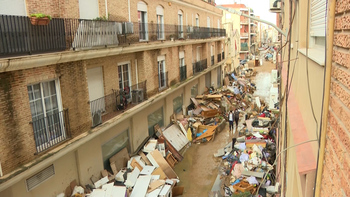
228 110 234 132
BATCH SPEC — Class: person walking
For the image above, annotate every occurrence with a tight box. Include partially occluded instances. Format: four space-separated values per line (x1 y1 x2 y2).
228 110 234 132
234 108 240 131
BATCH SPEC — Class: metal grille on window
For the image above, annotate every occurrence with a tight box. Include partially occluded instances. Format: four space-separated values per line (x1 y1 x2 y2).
26 165 55 191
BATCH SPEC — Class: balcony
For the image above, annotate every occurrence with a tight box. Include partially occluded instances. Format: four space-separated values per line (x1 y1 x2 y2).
0 14 226 58
240 33 249 38
192 59 208 75
159 71 168 91
89 81 147 128
31 109 71 153
211 55 214 65
240 19 249 24
241 43 249 51
217 53 222 62
180 65 187 82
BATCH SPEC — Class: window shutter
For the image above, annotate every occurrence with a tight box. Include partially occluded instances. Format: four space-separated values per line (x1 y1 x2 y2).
0 0 26 16
310 0 327 37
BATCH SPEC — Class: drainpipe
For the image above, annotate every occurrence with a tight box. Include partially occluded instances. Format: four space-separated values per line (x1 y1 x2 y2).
105 0 108 18
135 59 139 89
314 0 336 196
128 0 131 22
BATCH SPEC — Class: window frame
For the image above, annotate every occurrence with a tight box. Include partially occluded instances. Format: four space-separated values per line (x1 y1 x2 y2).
158 55 167 89
138 1 148 41
156 5 165 40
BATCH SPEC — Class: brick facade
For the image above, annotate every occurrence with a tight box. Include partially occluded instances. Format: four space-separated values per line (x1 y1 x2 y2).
321 0 350 196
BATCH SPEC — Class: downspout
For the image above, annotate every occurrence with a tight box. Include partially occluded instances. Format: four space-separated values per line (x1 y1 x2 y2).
105 0 108 18
314 0 335 196
128 0 131 22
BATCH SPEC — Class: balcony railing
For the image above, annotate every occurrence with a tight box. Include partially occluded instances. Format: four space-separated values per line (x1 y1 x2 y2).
159 71 168 91
217 53 222 62
0 14 226 57
241 43 249 51
180 65 187 81
192 59 207 75
211 55 214 65
31 109 70 153
89 81 147 128
222 52 225 60
241 33 249 37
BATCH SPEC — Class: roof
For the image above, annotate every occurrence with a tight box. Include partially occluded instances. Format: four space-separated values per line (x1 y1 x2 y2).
220 4 247 9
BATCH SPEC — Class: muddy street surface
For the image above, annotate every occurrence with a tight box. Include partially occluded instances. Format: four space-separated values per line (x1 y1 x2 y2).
174 124 231 197
174 60 276 197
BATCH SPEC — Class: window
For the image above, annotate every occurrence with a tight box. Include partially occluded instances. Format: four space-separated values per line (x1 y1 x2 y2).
310 0 326 47
101 129 130 171
195 14 199 27
173 94 183 114
27 80 65 152
158 55 167 89
148 107 164 136
178 10 184 38
179 51 185 67
79 0 99 19
138 1 148 41
218 19 220 29
118 63 130 91
156 5 164 40
191 84 198 98
207 16 210 28
179 51 186 81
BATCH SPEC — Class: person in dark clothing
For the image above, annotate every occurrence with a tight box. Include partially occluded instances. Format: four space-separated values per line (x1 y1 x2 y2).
234 109 240 130
228 110 234 132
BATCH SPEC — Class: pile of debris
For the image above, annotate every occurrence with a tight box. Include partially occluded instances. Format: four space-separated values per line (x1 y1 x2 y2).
211 70 279 197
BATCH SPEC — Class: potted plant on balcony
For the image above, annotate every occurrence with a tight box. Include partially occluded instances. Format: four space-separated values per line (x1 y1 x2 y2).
30 13 52 25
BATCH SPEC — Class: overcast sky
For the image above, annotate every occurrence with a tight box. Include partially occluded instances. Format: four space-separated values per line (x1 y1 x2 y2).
215 0 277 24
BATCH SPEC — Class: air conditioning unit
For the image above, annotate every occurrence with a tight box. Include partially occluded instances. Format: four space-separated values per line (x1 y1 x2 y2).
132 89 144 104
92 110 102 127
122 22 134 34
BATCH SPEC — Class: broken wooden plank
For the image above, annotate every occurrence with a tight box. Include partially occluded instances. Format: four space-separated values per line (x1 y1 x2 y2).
149 150 178 179
159 185 172 197
140 166 156 175
146 188 162 197
125 167 141 188
139 151 152 165
109 148 129 172
130 175 152 197
131 158 144 171
94 176 109 188
165 153 177 168
147 180 165 193
241 170 264 178
172 186 185 196
151 167 167 180
163 124 189 152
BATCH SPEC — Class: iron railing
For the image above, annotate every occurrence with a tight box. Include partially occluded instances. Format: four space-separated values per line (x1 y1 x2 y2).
0 15 66 57
159 71 168 90
31 109 70 153
211 55 214 65
217 53 222 62
89 81 147 127
0 14 226 57
222 52 225 60
192 59 207 75
180 65 187 81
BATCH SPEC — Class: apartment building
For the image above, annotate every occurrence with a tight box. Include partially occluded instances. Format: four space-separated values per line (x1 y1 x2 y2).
220 8 240 74
220 3 258 60
277 0 350 196
0 0 226 196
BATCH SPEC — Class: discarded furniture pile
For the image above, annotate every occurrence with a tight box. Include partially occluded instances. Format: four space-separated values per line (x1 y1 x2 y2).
212 74 279 197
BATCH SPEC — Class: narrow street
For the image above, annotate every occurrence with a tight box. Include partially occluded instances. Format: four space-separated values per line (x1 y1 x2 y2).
174 60 276 196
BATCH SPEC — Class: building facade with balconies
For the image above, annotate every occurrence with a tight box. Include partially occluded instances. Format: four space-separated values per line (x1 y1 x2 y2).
0 0 226 196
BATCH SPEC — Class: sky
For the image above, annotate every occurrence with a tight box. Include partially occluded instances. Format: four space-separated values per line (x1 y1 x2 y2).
215 0 277 25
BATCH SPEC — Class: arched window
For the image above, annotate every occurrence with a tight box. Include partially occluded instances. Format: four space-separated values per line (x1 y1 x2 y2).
195 14 199 27
178 10 184 38
156 5 164 40
138 1 148 40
